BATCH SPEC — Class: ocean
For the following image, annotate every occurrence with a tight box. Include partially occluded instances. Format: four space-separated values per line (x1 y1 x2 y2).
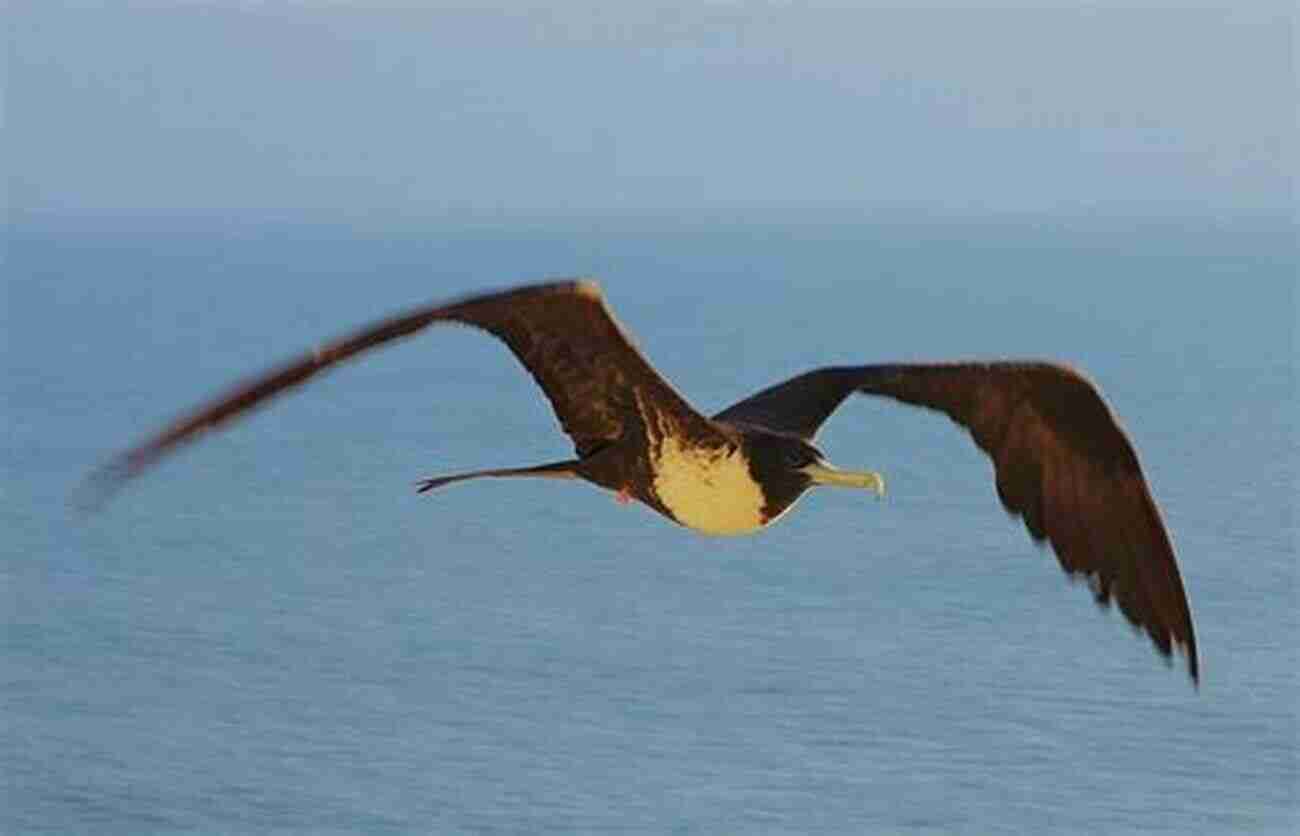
5 210 1296 833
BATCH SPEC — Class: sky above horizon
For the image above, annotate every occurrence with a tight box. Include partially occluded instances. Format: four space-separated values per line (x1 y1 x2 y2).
9 1 1295 217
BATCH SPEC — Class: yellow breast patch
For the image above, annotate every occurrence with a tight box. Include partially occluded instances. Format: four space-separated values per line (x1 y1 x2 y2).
650 437 767 536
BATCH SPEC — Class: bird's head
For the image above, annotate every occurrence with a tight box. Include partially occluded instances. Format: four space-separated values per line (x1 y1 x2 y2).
744 431 885 521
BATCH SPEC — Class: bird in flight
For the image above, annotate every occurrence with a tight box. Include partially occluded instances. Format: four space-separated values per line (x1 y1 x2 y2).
88 280 1198 683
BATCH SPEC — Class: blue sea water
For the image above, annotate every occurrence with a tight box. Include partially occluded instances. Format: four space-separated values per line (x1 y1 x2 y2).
4 211 1296 833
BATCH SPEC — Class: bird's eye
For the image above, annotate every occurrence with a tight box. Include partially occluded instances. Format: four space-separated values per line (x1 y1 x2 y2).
784 449 811 468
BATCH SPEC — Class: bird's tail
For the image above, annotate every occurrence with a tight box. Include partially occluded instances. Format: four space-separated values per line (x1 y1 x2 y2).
415 459 580 493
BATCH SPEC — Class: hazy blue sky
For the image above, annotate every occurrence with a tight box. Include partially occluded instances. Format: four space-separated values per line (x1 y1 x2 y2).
8 1 1294 217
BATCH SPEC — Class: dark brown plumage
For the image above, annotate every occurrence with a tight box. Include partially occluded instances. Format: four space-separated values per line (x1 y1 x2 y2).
719 363 1198 681
86 280 1198 683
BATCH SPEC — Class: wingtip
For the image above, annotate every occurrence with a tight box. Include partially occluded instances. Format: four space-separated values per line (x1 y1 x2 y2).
1162 631 1199 690
70 458 132 516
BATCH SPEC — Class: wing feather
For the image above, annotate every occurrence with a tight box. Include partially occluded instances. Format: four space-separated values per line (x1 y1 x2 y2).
716 361 1199 682
85 280 714 500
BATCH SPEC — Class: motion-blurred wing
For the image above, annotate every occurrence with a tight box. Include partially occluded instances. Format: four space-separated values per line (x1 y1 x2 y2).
86 280 714 499
718 362 1199 683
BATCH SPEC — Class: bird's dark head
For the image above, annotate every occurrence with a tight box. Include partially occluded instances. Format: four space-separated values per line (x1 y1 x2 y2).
742 430 885 522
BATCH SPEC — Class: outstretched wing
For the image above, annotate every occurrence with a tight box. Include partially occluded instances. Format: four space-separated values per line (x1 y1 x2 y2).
713 366 866 440
717 362 1199 683
85 280 715 499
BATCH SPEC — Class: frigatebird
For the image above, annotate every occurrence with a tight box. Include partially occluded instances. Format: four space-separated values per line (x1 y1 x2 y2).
88 280 1199 682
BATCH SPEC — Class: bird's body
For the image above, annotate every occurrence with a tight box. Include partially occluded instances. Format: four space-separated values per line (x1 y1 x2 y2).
89 279 1199 683
647 433 770 535
607 422 836 536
